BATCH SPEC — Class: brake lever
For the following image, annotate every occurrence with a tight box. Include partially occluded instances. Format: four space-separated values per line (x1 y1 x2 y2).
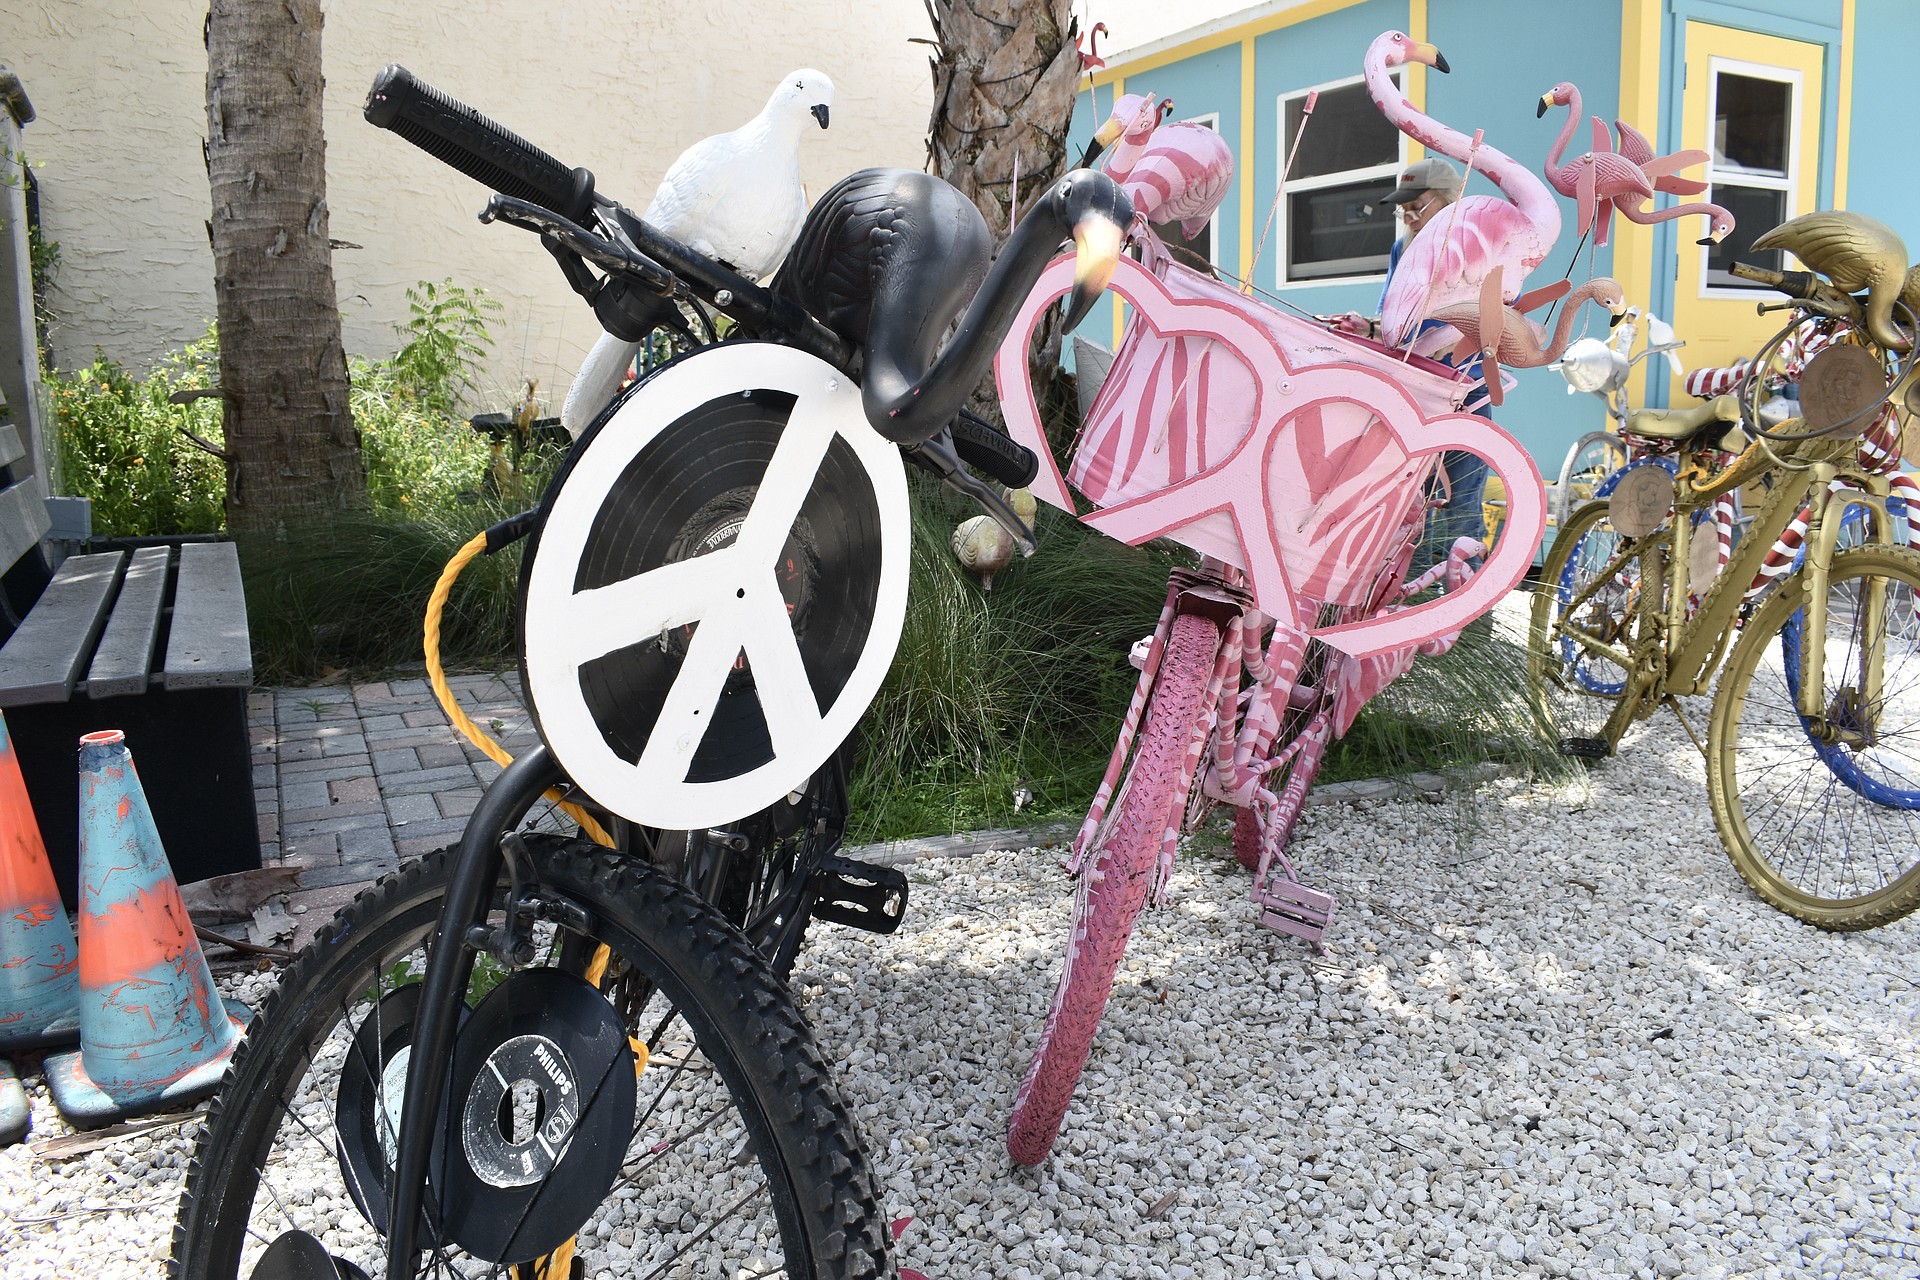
901 428 1037 556
482 193 677 296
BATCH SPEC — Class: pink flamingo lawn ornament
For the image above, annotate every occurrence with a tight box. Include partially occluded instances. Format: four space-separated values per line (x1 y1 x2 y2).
1538 84 1651 247
1427 266 1627 406
1077 21 1108 74
1084 92 1235 241
1612 116 1733 243
1539 83 1732 246
1365 31 1562 353
1614 118 1709 196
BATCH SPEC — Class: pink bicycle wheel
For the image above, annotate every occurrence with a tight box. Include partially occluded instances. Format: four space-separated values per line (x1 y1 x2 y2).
1007 612 1222 1166
1232 804 1261 871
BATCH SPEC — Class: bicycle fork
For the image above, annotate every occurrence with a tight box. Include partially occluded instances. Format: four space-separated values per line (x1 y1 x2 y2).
1796 481 1895 742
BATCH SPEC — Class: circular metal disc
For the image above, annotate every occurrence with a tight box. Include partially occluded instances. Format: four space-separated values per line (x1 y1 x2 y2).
1799 344 1886 435
434 967 636 1264
521 342 909 830
1609 463 1673 539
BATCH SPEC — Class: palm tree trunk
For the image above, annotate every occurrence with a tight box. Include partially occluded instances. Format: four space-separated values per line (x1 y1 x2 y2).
923 0 1084 425
206 0 364 534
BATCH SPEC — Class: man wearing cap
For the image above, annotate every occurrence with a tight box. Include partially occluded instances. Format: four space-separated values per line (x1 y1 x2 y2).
1335 157 1490 570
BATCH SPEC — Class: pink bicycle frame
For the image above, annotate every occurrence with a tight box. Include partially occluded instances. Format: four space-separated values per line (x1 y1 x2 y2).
995 247 1547 942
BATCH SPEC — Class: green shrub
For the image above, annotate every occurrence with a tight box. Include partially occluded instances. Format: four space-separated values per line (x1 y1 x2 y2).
389 279 503 417
48 327 228 537
351 355 493 519
846 479 1177 841
354 279 537 520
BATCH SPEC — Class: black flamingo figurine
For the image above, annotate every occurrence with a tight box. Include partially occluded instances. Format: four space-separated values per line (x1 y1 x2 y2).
772 167 1131 444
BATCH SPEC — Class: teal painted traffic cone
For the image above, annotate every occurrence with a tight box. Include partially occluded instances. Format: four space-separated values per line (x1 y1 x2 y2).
0 709 79 1051
0 1059 27 1145
44 730 249 1127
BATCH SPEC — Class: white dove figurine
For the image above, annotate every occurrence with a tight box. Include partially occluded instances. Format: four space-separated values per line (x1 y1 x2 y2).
561 68 835 437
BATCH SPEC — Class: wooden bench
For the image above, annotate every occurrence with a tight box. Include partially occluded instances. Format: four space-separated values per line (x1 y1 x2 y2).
0 422 259 907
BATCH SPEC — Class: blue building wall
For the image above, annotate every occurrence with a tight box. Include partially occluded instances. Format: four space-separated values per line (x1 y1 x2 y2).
1251 0 1409 322
1076 0 1919 494
1845 0 1920 250
1421 0 1624 471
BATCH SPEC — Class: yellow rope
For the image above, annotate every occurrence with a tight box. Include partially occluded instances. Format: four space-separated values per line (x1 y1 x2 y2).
425 531 616 847
431 533 628 1280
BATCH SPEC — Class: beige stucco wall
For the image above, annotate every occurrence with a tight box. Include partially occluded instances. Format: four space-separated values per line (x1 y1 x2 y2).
3 0 935 407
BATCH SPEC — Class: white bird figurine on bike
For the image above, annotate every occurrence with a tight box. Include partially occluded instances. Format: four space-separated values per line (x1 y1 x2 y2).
562 68 835 436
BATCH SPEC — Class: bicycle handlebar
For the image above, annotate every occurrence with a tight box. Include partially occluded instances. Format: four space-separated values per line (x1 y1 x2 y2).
364 66 1034 486
364 65 596 224
1730 261 1820 299
951 410 1040 489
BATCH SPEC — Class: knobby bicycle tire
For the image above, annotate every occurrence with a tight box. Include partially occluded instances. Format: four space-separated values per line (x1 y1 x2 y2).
1707 544 1920 930
170 839 891 1279
1007 612 1222 1166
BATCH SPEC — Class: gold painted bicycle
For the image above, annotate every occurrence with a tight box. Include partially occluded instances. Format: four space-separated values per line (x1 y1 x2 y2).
1529 230 1920 931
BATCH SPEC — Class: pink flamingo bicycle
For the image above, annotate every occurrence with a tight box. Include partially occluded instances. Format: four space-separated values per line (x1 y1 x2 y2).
984 27 1621 1165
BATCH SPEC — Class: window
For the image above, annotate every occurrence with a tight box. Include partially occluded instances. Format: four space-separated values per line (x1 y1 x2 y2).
1149 113 1220 269
1703 61 1799 290
1275 74 1402 285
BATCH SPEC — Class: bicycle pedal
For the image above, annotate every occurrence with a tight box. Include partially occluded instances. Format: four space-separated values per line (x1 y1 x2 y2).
807 855 910 935
1558 736 1612 760
1253 879 1334 945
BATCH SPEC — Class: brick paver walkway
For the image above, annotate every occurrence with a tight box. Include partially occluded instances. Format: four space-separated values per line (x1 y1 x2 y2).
248 671 541 936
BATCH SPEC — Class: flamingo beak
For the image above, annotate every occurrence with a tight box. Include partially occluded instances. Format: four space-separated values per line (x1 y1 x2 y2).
1697 225 1731 246
812 103 830 129
1064 215 1126 332
1609 310 1625 328
1081 114 1127 167
1537 92 1553 119
1412 41 1450 74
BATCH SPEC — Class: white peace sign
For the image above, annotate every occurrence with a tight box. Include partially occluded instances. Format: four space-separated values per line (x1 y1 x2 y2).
522 342 909 830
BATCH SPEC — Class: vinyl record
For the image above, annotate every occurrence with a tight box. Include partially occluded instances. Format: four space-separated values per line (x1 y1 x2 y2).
333 983 466 1240
432 967 636 1264
521 342 909 829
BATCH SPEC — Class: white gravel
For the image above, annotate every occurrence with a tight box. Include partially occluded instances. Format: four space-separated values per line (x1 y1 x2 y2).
6 718 1918 1278
802 714 1920 1280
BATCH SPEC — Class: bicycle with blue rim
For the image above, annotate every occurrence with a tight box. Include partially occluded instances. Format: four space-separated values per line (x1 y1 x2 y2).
1529 225 1920 931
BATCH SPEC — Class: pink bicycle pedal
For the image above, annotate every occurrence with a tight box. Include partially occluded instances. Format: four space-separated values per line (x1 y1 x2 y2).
1253 878 1335 944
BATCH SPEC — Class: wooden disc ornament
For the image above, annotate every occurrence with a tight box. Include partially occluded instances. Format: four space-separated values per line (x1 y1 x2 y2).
1798 344 1886 436
1608 463 1674 539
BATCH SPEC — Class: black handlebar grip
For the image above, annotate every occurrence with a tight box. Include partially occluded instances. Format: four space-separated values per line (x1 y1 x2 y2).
951 410 1040 489
364 65 595 224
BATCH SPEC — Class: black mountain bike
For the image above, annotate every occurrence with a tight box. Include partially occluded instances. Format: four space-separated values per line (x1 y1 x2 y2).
172 64 1125 1280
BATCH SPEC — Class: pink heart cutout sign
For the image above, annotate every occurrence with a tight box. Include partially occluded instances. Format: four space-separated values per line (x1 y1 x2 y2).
994 254 1545 659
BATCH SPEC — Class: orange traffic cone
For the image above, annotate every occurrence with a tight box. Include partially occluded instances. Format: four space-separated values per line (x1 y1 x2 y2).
44 730 249 1126
0 709 79 1051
